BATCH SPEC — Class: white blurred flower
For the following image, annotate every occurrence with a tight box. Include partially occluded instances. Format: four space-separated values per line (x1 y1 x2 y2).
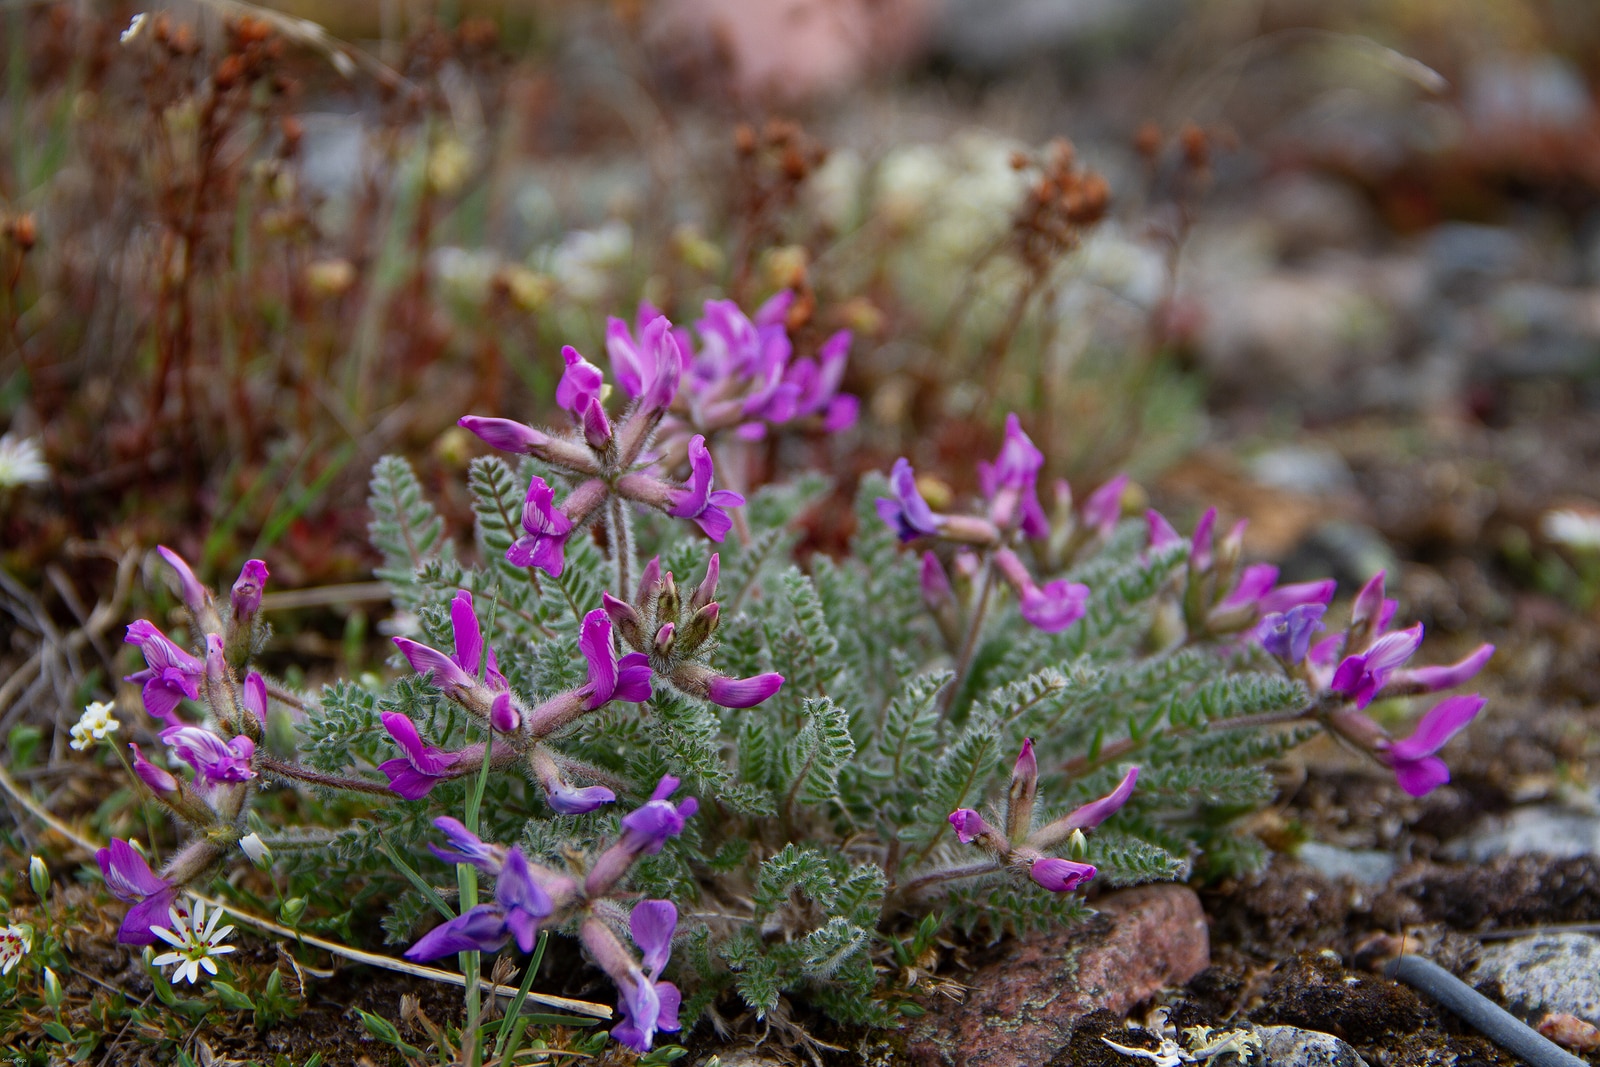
1543 508 1600 552
69 701 119 751
0 433 48 490
547 221 632 303
0 924 31 975
151 899 236 985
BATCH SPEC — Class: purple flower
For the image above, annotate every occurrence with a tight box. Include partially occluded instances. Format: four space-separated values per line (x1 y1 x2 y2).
449 590 508 692
1330 624 1425 708
1350 571 1398 635
1380 694 1485 796
949 809 995 844
1218 563 1279 612
692 300 762 386
378 713 455 800
580 610 653 709
547 781 618 815
405 846 560 959
1020 578 1090 633
556 345 606 421
1028 856 1097 893
1082 475 1128 538
620 776 698 857
668 435 745 542
1257 604 1328 663
230 560 268 624
507 476 574 576
428 816 506 873
787 330 856 431
606 313 677 401
1258 579 1338 615
97 838 181 946
611 900 683 1053
1188 508 1219 571
392 636 476 695
129 743 178 795
1146 510 1183 554
1059 766 1139 831
875 458 943 542
701 671 784 709
1391 643 1494 694
754 290 793 329
160 726 256 787
124 621 204 727
241 671 268 724
157 546 210 616
457 416 552 455
404 903 511 960
980 415 1048 536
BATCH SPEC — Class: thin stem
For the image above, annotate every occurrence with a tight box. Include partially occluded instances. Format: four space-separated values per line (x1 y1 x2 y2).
940 555 997 717
459 721 497 1065
493 931 549 1061
1058 704 1318 778
608 496 633 597
257 755 393 796
897 861 1002 899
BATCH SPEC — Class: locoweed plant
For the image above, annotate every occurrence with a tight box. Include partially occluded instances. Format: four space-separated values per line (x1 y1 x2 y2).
99 292 1494 1054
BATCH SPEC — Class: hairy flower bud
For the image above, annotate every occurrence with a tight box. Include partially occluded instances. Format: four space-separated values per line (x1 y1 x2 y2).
690 554 719 612
602 592 647 652
656 573 680 627
652 622 677 659
676 603 719 656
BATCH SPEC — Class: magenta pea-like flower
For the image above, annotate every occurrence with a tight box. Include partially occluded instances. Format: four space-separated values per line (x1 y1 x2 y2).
555 345 606 421
1019 578 1090 633
580 609 652 709
876 458 943 543
1028 856 1098 893
1257 604 1328 664
507 476 575 576
1378 694 1485 796
667 435 745 542
406 844 563 960
449 590 508 691
610 900 683 1053
124 620 204 727
97 838 181 946
1330 624 1425 708
377 713 459 800
160 726 256 789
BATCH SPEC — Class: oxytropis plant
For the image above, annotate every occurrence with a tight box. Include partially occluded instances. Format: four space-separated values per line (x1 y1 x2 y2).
98 292 1493 1053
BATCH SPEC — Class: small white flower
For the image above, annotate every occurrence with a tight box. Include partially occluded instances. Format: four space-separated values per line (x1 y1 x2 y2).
0 433 49 490
1543 507 1600 552
239 833 272 869
120 12 147 43
68 701 119 751
0 924 32 975
150 899 236 985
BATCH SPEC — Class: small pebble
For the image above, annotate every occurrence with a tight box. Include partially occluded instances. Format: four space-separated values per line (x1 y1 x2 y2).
1471 934 1600 1026
1255 1025 1371 1067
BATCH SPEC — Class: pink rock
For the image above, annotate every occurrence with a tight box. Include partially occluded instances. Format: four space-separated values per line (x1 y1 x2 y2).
645 0 934 102
904 884 1210 1067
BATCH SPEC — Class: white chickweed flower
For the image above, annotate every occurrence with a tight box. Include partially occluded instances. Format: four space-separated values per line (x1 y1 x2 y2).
0 924 32 975
239 833 272 869
69 701 119 751
150 899 236 985
0 433 49 490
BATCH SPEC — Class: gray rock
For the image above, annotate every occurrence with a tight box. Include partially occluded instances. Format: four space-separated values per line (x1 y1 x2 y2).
1470 934 1600 1026
1255 1025 1370 1067
1446 806 1600 862
1293 842 1397 886
1426 224 1531 293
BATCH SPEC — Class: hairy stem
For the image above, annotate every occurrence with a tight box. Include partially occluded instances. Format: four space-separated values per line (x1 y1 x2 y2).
257 755 394 796
896 860 1002 900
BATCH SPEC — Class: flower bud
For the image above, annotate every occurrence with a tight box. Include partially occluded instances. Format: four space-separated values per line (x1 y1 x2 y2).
1005 739 1038 841
1068 828 1090 861
490 692 521 733
653 622 677 659
28 857 48 900
602 592 646 651
42 967 62 1010
676 603 719 656
690 553 720 612
279 897 307 925
157 546 215 627
130 743 179 795
239 832 273 870
636 556 663 606
656 572 680 626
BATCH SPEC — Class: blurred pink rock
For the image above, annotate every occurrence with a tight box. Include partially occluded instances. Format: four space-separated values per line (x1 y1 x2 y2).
645 0 935 101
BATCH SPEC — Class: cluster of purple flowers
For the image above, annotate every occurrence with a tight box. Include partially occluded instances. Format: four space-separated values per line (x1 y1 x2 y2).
1251 570 1493 796
386 571 782 807
404 775 696 1052
946 739 1139 896
105 549 279 943
461 294 857 575
880 415 1124 636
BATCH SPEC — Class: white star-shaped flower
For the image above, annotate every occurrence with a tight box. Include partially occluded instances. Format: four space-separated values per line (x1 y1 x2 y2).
150 899 236 985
